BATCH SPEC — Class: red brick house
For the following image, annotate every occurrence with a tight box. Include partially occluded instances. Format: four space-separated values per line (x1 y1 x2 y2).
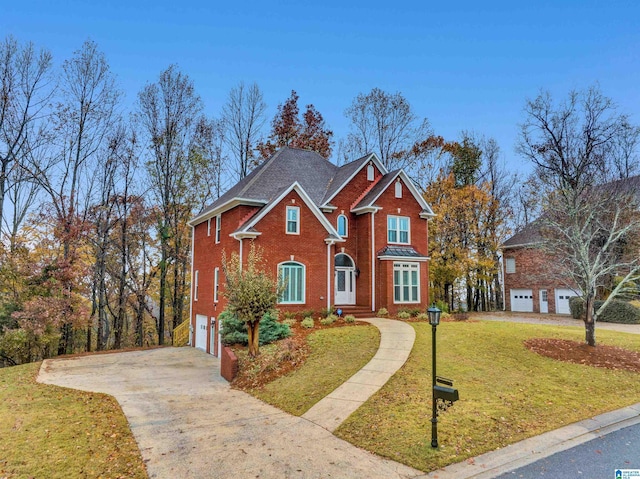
188 147 435 355
502 219 579 315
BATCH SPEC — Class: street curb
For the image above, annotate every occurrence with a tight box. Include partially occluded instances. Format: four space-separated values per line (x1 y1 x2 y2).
416 403 640 479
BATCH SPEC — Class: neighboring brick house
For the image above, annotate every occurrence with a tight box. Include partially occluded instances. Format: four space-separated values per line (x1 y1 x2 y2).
188 147 435 355
502 219 578 315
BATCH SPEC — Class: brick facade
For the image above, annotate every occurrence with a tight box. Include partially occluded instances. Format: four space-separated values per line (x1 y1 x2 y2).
189 149 434 355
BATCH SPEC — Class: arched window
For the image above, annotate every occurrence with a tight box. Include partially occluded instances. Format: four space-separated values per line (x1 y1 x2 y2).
278 262 305 304
395 180 402 198
334 253 354 268
337 214 348 237
367 164 375 181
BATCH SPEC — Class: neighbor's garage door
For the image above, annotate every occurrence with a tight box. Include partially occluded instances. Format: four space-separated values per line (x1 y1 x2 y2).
510 289 534 312
555 289 578 315
195 314 208 351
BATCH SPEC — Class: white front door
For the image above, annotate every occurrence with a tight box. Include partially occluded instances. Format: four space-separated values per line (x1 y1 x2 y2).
335 267 356 305
540 290 548 313
195 314 208 351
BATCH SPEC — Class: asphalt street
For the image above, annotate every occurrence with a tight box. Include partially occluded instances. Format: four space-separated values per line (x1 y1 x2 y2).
495 422 640 479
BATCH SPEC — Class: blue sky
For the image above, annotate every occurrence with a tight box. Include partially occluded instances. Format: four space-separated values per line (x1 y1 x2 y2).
3 0 639 173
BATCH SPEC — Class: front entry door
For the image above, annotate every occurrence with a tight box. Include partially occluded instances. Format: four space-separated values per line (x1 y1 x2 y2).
335 267 356 305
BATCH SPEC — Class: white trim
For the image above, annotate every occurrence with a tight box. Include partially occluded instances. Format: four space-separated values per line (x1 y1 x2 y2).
194 270 199 301
322 153 388 207
371 211 376 311
238 238 243 270
387 215 411 245
505 257 516 274
230 231 261 240
188 225 195 346
502 242 541 249
352 205 382 215
215 215 221 243
278 261 306 304
286 205 300 235
213 267 219 303
367 163 375 181
189 197 266 226
393 262 421 304
238 182 342 238
378 255 429 262
207 218 211 236
395 180 402 198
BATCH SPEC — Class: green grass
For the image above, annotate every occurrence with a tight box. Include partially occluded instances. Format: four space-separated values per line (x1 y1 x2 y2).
251 325 380 415
335 321 640 473
0 362 147 479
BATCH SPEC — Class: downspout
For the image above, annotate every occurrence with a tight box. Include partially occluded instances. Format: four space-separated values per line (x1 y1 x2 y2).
500 251 506 311
188 225 195 346
371 211 376 312
327 242 332 310
238 238 243 270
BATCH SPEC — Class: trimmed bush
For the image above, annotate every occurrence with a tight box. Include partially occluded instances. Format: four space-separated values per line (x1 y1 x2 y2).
282 318 296 327
301 317 315 329
321 307 334 317
377 308 389 317
300 309 315 318
321 314 337 325
434 300 449 313
221 310 291 346
344 314 356 323
569 296 585 319
397 311 411 320
594 300 640 324
416 313 428 321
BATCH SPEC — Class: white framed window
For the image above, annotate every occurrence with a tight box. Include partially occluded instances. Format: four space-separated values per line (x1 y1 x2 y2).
213 267 219 303
194 270 199 301
395 180 402 198
279 261 305 304
506 258 515 274
387 215 410 244
337 214 348 237
207 218 211 236
367 164 374 181
286 206 300 235
215 215 221 243
393 262 420 303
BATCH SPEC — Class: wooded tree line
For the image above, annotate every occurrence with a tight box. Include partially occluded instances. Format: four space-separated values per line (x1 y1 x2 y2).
2 36 635 364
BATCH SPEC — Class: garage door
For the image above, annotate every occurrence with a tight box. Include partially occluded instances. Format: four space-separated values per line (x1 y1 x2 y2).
555 289 578 315
195 314 208 351
510 289 534 312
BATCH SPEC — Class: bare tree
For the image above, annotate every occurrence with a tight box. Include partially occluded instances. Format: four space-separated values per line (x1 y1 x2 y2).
0 36 53 238
138 64 202 344
611 122 640 179
517 86 640 346
221 82 266 180
344 87 431 171
192 116 227 207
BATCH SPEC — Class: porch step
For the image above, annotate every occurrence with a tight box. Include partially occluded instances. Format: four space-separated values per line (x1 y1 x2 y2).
335 306 375 318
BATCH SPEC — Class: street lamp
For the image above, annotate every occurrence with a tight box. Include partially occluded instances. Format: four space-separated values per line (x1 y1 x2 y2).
427 304 441 448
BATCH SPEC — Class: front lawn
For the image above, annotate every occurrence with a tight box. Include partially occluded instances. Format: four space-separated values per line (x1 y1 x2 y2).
246 325 380 415
0 362 147 479
334 321 640 473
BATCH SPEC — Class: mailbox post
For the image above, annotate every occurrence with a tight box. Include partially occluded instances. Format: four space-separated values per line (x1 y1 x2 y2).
427 304 441 448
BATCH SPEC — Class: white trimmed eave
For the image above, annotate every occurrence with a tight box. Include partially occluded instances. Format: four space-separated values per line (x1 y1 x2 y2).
188 197 267 226
420 211 436 219
502 242 541 249
321 152 388 208
239 182 342 239
325 236 346 245
378 255 430 262
351 205 382 215
230 231 262 240
397 170 434 215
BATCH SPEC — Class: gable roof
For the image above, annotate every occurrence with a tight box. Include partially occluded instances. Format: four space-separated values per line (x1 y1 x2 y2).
190 147 434 227
502 218 545 249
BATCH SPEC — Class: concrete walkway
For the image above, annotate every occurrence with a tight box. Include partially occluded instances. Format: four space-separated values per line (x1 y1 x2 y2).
302 317 415 431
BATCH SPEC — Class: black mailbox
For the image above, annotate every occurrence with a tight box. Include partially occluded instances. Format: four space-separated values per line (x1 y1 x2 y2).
434 385 459 402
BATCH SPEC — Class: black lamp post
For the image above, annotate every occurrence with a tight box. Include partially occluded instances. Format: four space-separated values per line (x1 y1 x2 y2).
427 304 442 448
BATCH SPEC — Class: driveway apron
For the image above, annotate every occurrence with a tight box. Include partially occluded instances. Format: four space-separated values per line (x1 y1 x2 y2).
38 347 422 479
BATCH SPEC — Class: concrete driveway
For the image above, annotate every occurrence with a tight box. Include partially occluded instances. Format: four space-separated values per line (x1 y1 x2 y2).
38 347 422 479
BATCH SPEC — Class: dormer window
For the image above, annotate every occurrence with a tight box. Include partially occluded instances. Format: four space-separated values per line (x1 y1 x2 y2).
367 164 375 181
395 180 402 198
337 214 348 237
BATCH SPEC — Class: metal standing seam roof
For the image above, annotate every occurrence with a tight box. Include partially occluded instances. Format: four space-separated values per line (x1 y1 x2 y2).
377 245 427 258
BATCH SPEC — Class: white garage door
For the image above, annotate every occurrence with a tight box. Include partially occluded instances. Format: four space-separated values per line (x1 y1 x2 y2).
195 314 208 351
555 289 578 315
510 289 534 312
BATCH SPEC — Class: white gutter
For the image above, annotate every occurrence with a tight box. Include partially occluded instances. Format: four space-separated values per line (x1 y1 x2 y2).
238 238 243 270
188 225 195 346
326 243 331 310
500 252 506 311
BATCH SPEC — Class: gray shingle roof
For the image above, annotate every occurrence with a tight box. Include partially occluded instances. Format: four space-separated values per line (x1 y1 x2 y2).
502 218 545 248
322 154 372 204
353 170 400 210
377 245 427 258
